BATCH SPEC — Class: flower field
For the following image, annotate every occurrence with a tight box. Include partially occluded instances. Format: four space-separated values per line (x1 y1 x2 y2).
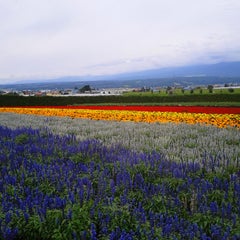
0 105 240 128
0 106 240 239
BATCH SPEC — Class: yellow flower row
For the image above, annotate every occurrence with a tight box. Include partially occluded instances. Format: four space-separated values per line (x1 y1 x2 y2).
0 107 239 129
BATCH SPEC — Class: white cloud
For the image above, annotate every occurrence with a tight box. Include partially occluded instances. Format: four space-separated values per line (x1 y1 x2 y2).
0 0 240 82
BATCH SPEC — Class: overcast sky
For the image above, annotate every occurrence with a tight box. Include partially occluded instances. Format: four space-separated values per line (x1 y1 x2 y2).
1 0 240 83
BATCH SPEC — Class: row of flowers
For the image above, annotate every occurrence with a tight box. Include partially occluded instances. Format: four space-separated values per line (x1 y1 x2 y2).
5 105 240 114
0 107 240 128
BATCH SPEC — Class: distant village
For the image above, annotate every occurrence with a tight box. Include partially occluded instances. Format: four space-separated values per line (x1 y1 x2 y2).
0 83 239 97
0 84 128 97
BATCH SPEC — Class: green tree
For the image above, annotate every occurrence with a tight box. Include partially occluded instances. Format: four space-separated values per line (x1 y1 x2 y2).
207 85 213 93
79 85 91 93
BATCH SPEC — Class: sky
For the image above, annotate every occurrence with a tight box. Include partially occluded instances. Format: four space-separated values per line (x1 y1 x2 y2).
1 0 240 84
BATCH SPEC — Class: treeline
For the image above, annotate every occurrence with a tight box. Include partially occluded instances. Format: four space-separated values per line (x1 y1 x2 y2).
0 94 240 106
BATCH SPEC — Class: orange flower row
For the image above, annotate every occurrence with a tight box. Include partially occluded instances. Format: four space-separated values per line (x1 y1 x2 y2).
0 107 239 129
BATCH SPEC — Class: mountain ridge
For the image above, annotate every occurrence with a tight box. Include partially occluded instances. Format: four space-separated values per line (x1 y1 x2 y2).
1 61 240 90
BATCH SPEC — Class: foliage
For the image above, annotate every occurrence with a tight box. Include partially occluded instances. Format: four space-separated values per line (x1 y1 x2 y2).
207 85 214 93
79 85 92 93
1 93 240 107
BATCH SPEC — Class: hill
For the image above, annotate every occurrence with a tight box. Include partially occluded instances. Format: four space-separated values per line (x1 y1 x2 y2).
1 61 240 90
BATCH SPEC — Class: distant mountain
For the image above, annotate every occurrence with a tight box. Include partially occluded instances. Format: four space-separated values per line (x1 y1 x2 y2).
98 61 240 80
55 61 240 82
1 76 240 91
1 61 240 90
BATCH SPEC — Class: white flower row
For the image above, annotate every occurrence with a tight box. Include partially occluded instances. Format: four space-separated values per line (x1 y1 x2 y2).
0 112 239 167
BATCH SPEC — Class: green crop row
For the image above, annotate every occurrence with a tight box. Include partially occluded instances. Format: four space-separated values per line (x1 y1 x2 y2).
0 93 240 107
